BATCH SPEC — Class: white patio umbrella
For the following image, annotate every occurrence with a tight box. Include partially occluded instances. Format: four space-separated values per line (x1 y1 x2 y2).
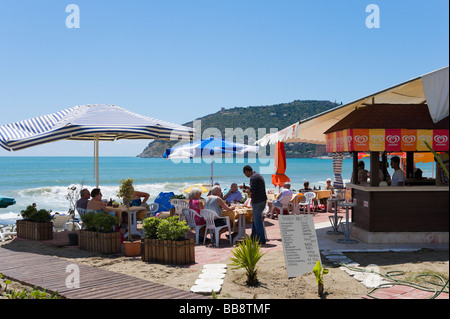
0 104 194 187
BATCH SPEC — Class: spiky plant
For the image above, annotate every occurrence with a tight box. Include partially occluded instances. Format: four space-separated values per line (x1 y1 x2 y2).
230 236 266 286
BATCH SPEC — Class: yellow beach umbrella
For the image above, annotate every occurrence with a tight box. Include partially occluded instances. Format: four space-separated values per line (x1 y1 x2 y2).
181 184 211 195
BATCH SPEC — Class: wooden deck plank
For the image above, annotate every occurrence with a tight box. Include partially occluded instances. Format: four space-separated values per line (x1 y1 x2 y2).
0 247 208 299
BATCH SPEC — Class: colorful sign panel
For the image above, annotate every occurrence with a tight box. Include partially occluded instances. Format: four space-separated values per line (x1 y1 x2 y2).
326 129 449 152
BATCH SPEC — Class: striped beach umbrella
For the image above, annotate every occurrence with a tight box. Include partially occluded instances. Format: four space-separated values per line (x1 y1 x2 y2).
0 104 194 186
332 153 344 188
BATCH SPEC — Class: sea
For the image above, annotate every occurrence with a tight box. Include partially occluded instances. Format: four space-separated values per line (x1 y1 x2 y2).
0 156 435 225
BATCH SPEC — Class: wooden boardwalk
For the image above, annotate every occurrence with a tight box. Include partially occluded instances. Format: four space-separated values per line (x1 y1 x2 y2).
0 248 208 299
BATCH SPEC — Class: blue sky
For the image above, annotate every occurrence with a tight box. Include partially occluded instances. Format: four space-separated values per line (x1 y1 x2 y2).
0 0 448 156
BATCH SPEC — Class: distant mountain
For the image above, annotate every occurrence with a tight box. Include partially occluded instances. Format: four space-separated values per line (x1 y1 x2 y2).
137 100 339 158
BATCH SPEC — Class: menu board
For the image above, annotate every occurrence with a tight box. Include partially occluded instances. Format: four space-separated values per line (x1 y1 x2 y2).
278 215 321 278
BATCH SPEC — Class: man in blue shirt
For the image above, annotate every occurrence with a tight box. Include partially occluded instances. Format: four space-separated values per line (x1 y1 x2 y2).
224 183 243 204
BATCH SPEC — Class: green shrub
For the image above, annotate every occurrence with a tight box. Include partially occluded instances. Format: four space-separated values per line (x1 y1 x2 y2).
142 217 162 238
81 211 118 233
143 216 189 240
157 216 189 241
20 205 53 223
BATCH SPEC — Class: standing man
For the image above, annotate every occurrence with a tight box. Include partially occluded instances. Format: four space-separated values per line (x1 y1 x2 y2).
242 165 267 244
390 156 405 186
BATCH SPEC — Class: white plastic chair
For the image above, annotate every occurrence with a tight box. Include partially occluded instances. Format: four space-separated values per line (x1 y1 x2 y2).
289 194 305 215
299 192 316 214
270 196 291 219
52 214 71 232
76 207 87 217
170 199 189 220
182 208 206 245
200 209 232 247
262 205 269 241
146 203 159 218
0 224 17 242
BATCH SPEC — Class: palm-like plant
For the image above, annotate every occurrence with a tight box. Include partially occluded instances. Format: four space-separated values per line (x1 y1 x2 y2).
230 236 266 286
117 178 135 241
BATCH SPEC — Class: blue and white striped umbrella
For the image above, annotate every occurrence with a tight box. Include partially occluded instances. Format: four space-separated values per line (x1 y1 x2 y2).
332 153 344 188
0 104 194 187
0 104 193 151
163 137 258 159
163 137 259 185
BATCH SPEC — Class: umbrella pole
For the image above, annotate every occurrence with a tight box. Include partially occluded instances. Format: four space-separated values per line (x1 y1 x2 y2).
210 155 214 186
94 136 99 188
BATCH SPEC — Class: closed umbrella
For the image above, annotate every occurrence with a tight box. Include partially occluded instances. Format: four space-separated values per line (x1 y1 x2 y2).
0 104 194 187
163 137 259 186
332 153 344 188
271 142 290 188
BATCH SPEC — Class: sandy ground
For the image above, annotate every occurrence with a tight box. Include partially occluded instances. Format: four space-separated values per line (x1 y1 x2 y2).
1 238 448 299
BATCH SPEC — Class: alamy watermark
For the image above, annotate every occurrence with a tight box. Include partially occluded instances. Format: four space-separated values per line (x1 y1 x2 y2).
65 264 80 289
66 4 80 29
366 4 380 29
168 120 278 175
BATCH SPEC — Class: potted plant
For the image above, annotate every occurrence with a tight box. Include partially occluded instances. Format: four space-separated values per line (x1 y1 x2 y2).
141 216 194 265
16 205 53 241
79 211 121 254
117 178 141 256
65 184 81 245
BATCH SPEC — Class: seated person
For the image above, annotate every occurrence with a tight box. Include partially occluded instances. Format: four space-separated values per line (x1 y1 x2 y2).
325 178 334 192
86 188 108 212
243 197 252 208
205 185 235 227
224 183 243 204
130 190 150 207
300 181 313 193
269 183 294 216
351 161 369 184
276 183 293 200
323 179 334 212
207 182 223 198
189 187 205 225
76 189 90 210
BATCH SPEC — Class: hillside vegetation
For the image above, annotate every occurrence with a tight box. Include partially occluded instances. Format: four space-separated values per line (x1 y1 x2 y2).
138 100 339 158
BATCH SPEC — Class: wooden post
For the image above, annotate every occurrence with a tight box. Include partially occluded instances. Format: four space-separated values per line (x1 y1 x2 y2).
352 151 359 184
370 152 380 186
381 152 388 181
406 151 415 179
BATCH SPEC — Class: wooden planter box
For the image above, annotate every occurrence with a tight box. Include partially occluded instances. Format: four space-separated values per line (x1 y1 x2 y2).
141 238 195 265
16 220 53 241
78 230 122 254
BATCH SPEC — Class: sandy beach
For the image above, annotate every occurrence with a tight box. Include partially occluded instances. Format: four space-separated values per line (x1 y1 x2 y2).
1 225 448 299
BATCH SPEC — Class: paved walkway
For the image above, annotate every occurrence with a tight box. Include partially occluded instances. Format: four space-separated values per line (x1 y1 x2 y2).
2 209 448 299
0 247 208 299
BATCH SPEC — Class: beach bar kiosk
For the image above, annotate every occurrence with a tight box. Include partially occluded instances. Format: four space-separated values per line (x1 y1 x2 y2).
257 66 449 243
323 104 449 242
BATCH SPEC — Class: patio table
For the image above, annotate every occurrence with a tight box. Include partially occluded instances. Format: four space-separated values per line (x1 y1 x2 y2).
107 205 147 238
326 197 344 234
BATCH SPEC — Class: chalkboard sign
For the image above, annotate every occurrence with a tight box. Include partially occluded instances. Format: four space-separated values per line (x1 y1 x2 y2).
278 215 321 278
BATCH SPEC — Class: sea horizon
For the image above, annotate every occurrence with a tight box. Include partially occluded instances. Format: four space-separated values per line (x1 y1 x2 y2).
0 156 435 225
